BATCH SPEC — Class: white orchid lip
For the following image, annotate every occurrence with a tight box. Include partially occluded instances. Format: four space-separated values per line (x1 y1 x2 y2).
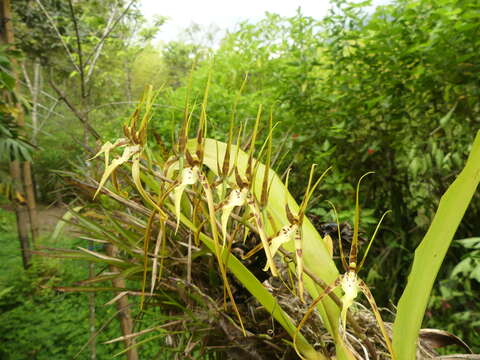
340 270 360 332
221 187 248 243
173 166 199 231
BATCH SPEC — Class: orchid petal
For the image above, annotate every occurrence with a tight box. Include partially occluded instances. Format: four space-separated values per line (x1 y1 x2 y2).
269 224 297 259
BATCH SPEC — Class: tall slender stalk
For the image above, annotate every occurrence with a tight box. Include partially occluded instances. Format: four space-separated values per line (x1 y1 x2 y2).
9 161 31 268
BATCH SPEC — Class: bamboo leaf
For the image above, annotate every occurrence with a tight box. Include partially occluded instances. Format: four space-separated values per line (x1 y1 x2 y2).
78 247 126 264
50 206 83 241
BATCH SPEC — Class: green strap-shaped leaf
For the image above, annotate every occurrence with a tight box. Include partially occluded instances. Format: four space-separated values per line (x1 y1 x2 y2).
393 130 480 360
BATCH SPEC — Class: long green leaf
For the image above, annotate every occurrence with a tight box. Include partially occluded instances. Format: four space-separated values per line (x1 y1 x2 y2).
393 130 480 360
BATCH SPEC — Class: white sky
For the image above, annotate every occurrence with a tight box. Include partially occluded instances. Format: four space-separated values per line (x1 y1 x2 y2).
140 0 391 43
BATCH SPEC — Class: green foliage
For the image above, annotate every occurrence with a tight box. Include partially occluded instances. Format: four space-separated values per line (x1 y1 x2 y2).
321 0 480 213
0 226 162 359
0 47 17 92
0 260 108 360
426 238 480 351
0 113 33 169
0 208 14 231
314 0 480 319
12 0 70 64
0 48 34 200
130 45 167 97
451 238 480 284
0 112 33 163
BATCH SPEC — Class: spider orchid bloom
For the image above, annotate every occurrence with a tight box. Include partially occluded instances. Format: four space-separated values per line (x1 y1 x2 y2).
221 187 248 244
269 166 330 302
93 143 141 199
267 207 306 301
89 138 128 167
269 223 298 261
174 166 199 231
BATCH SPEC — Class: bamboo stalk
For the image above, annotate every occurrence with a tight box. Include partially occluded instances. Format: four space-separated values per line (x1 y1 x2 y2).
23 161 39 244
9 161 31 268
1 0 38 260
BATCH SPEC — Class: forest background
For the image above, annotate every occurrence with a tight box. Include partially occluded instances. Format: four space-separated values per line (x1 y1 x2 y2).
0 0 479 358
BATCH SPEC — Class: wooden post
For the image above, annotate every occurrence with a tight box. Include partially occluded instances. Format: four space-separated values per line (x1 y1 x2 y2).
106 244 139 360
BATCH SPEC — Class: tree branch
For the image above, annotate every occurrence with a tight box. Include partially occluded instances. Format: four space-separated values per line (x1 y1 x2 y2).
49 79 101 140
84 0 136 94
35 0 80 73
67 0 85 98
84 6 118 86
84 0 136 68
20 62 33 94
